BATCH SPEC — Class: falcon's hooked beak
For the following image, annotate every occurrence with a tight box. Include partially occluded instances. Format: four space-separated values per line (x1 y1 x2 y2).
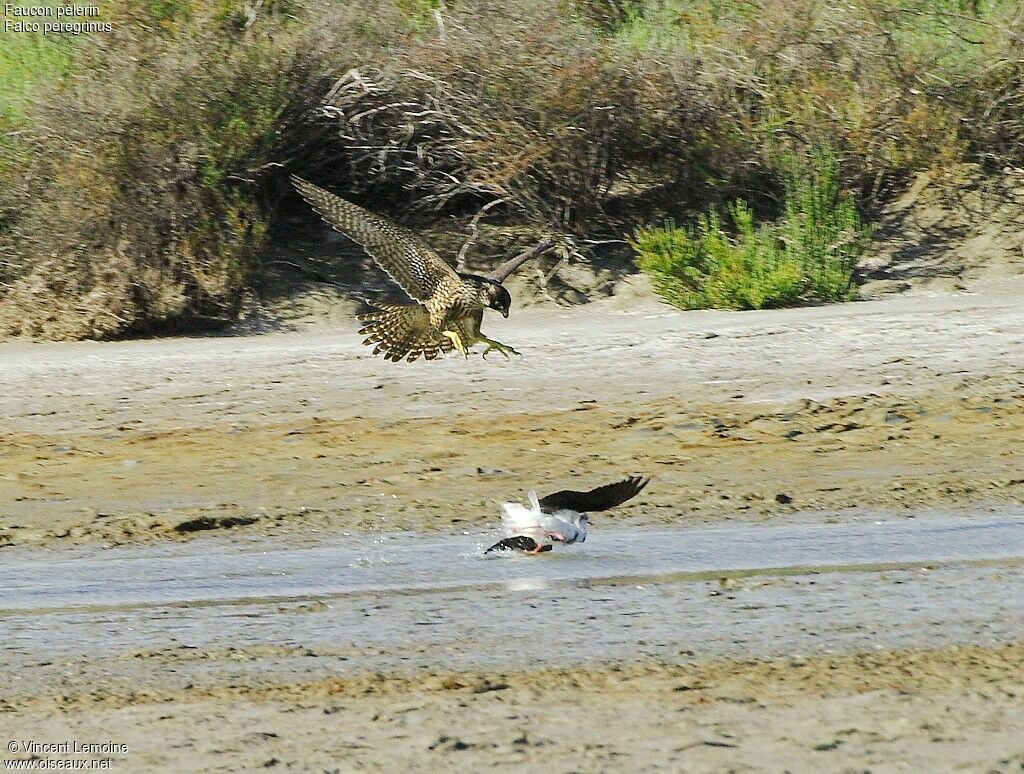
486 283 512 319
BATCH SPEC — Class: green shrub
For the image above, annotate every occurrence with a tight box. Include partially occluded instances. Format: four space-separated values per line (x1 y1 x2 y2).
633 150 872 310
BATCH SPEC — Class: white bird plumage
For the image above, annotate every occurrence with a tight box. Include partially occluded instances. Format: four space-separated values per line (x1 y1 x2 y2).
497 490 588 550
485 476 648 555
498 491 547 546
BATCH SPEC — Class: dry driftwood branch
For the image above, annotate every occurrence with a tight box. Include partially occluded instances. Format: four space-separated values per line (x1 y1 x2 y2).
433 8 446 43
487 238 557 283
243 0 264 32
455 197 508 272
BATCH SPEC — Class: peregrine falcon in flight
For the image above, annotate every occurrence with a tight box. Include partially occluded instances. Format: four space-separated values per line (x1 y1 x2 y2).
485 476 650 555
292 177 547 362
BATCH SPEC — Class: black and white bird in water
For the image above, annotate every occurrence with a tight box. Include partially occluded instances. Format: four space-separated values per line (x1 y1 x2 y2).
485 476 650 555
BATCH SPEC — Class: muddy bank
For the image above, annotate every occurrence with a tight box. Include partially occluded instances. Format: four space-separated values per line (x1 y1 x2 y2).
2 291 1023 548
6 644 1024 772
4 289 1024 772
859 164 1024 298
4 516 1024 770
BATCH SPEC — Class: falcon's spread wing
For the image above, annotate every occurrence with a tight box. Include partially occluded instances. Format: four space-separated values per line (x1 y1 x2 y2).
357 303 455 363
539 476 649 513
292 176 460 303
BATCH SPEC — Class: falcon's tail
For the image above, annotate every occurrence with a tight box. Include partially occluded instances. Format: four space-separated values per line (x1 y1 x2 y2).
357 303 453 363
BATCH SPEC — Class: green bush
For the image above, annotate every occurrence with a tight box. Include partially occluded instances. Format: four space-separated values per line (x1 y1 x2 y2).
633 151 872 310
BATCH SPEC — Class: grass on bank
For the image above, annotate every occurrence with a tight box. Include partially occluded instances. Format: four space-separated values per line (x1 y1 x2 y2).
0 1 308 337
0 34 72 124
0 22 74 174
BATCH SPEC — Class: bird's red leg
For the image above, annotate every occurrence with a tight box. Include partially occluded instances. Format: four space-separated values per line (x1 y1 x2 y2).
545 531 566 542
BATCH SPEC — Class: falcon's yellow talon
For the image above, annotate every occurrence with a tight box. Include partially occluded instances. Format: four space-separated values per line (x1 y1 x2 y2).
480 337 520 359
441 329 470 359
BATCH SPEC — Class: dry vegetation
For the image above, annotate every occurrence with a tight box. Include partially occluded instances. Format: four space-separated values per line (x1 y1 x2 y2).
0 0 1022 338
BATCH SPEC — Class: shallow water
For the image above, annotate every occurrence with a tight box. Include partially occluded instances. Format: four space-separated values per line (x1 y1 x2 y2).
4 515 1024 611
3 515 1024 684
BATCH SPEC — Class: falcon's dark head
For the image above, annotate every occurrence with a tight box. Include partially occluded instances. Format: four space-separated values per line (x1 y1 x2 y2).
474 277 512 318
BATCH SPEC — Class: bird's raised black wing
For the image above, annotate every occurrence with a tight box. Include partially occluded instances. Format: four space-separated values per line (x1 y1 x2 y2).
539 476 649 513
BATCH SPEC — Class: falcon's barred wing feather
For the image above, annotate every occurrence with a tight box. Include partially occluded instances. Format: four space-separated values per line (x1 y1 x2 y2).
292 176 460 302
539 476 649 513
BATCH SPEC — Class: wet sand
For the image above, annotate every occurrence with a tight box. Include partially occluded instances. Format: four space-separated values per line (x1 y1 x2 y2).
3 289 1024 771
7 643 1024 771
